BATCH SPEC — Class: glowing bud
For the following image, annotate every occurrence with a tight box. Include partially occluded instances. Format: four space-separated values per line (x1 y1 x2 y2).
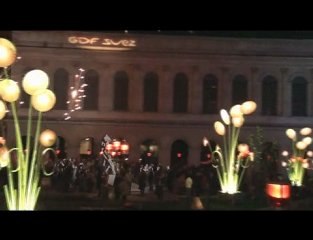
31 89 56 112
220 109 230 125
303 162 309 168
307 151 313 157
230 104 243 118
39 129 57 147
296 141 306 150
22 69 49 95
203 137 209 146
282 162 287 167
238 144 249 153
0 38 16 67
286 129 296 140
232 116 245 128
0 100 6 120
282 151 289 157
300 127 312 136
214 121 225 136
0 79 20 102
302 137 312 146
241 101 257 115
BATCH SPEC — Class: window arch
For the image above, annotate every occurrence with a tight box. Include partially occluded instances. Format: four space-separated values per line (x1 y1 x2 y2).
292 76 307 116
203 74 218 114
173 73 188 113
143 72 159 112
114 71 129 111
232 75 248 105
84 69 99 110
53 68 69 110
262 76 278 116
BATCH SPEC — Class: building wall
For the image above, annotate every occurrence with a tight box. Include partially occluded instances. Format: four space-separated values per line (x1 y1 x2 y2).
4 31 313 166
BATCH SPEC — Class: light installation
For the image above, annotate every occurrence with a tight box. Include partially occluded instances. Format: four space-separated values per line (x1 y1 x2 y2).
282 127 312 187
0 38 57 210
205 101 257 194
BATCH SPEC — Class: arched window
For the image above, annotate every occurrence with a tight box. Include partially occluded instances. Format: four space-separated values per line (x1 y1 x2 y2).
292 77 307 116
84 70 99 110
114 71 129 111
232 75 248 105
143 72 159 112
203 74 218 114
53 68 69 110
171 140 189 168
262 76 278 116
20 67 34 108
173 73 188 113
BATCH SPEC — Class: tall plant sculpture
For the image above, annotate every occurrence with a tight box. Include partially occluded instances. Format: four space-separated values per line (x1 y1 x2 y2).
282 127 312 187
205 101 257 194
0 38 57 210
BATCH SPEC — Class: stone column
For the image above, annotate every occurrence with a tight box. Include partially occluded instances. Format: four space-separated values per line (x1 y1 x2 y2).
250 67 260 115
128 64 143 113
188 139 200 166
159 137 171 167
98 64 113 112
219 67 231 109
280 68 290 117
189 66 202 114
159 65 173 113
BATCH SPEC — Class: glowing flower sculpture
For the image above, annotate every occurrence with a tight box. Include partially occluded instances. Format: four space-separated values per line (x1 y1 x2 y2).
282 127 312 187
0 38 57 210
206 101 257 194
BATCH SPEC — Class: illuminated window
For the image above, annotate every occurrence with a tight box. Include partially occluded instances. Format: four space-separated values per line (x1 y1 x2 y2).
114 71 129 111
203 74 218 114
262 76 278 116
232 75 248 105
84 69 99 110
143 72 159 112
292 77 307 116
53 68 69 110
173 73 188 113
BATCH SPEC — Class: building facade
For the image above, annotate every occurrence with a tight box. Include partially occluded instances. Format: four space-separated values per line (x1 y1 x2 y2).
4 31 313 167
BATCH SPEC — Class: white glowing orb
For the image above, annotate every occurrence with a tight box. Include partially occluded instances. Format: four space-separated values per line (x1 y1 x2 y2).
22 69 49 95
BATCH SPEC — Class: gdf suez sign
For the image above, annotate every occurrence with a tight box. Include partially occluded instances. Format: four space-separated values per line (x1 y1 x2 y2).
68 36 136 49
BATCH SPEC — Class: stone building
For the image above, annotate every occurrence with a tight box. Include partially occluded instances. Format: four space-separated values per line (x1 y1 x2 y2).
3 31 313 167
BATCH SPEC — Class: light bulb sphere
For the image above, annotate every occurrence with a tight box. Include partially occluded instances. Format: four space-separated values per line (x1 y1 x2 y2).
230 105 243 118
31 89 56 112
0 100 6 120
0 38 16 67
300 127 312 136
241 101 257 115
39 129 57 147
232 116 245 128
22 69 49 95
286 129 296 140
1 79 20 102
220 109 230 125
296 141 306 150
302 137 312 146
214 121 225 136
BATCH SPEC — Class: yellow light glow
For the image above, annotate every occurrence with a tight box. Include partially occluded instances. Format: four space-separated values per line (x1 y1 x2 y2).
203 137 209 146
302 137 312 146
214 121 225 136
230 104 243 118
238 144 249 153
296 141 306 150
286 129 296 140
300 127 312 136
241 101 257 115
31 89 56 112
22 69 49 95
0 38 16 67
232 116 245 128
39 129 57 147
1 79 20 102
